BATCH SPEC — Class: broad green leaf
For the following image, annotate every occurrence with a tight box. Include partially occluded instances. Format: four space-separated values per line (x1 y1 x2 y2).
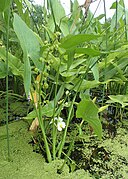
107 95 128 108
60 34 100 50
47 16 55 33
67 51 75 70
73 80 100 91
75 48 101 56
60 69 79 77
60 59 86 73
91 61 99 81
13 13 40 63
69 59 86 70
99 47 128 80
13 13 41 96
100 58 128 80
42 101 55 117
60 19 69 36
50 0 66 26
26 101 54 119
0 0 11 12
47 0 66 33
76 99 102 139
0 46 24 76
55 85 65 103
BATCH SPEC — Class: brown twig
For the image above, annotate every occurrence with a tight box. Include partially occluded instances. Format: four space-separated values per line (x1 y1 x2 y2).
80 0 97 18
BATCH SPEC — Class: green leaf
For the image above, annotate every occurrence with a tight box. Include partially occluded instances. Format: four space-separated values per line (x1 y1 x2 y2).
110 4 124 31
55 85 65 103
26 85 65 119
0 61 6 78
60 19 69 36
108 95 128 108
98 105 109 113
125 9 128 41
72 0 79 19
96 14 105 20
67 51 75 70
13 13 41 96
13 13 40 62
74 79 100 91
0 46 24 76
26 101 54 119
60 59 86 73
91 58 99 81
60 34 100 50
50 0 66 26
99 48 128 80
75 48 101 56
0 0 11 12
23 53 31 97
76 99 102 139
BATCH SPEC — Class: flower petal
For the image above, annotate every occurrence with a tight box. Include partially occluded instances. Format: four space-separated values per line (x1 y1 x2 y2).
57 121 66 131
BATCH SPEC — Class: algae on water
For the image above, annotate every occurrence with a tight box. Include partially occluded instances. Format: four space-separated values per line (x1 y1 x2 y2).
0 120 92 179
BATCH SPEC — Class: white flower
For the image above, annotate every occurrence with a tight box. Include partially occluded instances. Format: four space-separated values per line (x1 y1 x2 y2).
57 121 66 131
54 117 66 131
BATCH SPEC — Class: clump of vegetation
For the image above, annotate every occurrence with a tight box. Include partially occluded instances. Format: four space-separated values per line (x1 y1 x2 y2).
0 0 128 178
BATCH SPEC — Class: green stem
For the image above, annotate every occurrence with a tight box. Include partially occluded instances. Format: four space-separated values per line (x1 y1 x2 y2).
59 134 75 173
58 59 98 158
31 73 52 162
123 1 128 41
52 62 60 159
48 0 58 31
5 1 12 161
58 78 84 158
38 73 52 162
114 0 118 49
102 0 108 106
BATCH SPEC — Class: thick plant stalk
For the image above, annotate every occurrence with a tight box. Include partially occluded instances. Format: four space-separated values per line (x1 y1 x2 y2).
103 0 108 48
31 73 52 162
38 74 52 162
52 69 59 160
102 0 108 106
5 0 12 161
58 97 75 158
